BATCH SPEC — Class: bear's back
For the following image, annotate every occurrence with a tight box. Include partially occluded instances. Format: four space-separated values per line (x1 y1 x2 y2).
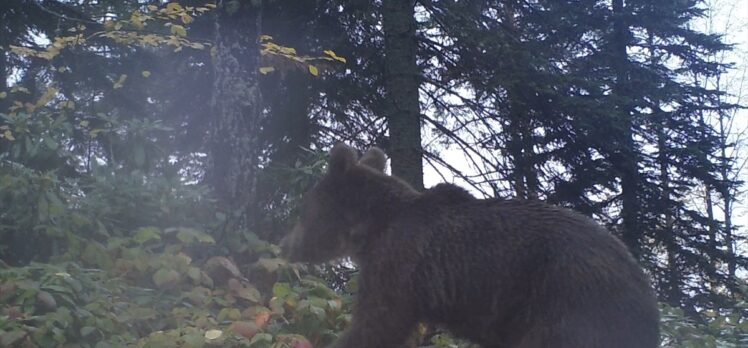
399 190 660 347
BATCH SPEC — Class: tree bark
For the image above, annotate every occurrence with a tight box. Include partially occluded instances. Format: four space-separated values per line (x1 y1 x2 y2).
718 105 736 280
656 109 681 305
383 0 424 190
209 0 263 234
611 0 642 259
503 2 539 200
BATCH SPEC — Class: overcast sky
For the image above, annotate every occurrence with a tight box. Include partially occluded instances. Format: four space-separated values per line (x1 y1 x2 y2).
700 0 748 234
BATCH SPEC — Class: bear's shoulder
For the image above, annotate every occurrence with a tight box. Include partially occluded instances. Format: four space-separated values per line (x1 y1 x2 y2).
420 183 476 205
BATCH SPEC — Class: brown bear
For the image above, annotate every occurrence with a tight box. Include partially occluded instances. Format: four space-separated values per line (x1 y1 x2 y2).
281 143 660 348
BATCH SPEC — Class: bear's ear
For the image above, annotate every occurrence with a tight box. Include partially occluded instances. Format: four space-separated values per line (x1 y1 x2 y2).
359 147 387 173
328 143 358 174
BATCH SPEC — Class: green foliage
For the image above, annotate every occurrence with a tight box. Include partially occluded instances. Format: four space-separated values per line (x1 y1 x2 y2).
0 226 351 347
660 303 748 347
1 0 746 347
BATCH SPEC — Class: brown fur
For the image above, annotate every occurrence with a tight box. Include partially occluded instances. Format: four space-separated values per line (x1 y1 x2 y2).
281 144 660 348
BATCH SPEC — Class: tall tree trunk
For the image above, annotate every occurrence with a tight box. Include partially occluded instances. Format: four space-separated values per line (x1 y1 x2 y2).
695 74 721 287
648 31 680 304
0 32 8 112
383 0 424 190
522 128 539 200
209 0 263 235
656 109 681 305
505 114 538 199
611 0 641 259
704 183 719 287
502 2 539 200
718 104 736 280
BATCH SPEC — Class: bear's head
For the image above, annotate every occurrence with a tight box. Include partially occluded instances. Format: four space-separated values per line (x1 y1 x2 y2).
280 143 391 263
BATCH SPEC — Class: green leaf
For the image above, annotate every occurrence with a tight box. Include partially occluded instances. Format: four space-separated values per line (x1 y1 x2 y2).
183 332 205 348
187 267 202 282
249 333 272 346
38 195 49 220
134 226 161 244
1 331 27 346
82 242 114 270
176 229 196 244
272 282 292 298
125 306 158 320
176 227 215 244
43 136 58 150
80 326 97 337
134 144 145 167
308 305 326 321
218 307 241 321
41 285 74 295
256 258 285 273
235 285 262 303
152 268 180 289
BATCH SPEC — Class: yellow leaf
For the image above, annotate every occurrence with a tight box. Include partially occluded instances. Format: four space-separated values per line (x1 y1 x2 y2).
3 130 15 141
89 129 104 138
39 47 60 60
104 20 116 31
323 49 347 63
204 329 223 340
181 13 194 24
147 5 158 11
141 34 160 46
130 11 146 29
308 65 319 76
0 92 6 99
35 87 59 108
260 35 273 42
166 2 184 12
259 66 275 75
113 74 128 89
79 120 90 128
11 86 30 94
279 46 296 55
170 24 187 37
142 70 152 78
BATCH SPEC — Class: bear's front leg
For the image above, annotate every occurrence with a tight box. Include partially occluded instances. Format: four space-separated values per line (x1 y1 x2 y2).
328 294 417 348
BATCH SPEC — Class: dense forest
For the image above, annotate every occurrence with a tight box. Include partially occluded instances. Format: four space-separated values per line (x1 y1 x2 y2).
1 0 747 347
